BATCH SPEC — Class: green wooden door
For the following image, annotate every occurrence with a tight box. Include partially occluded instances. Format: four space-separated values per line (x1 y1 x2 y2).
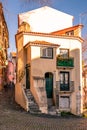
45 73 53 98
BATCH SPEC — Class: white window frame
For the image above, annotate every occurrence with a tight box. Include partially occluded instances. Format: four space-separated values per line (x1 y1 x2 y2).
41 47 53 59
60 49 69 59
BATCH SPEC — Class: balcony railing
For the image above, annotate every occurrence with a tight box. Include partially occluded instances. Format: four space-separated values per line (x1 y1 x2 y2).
56 81 74 92
56 57 74 68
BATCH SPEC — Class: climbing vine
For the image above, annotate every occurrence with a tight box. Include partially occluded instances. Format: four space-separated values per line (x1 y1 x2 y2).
18 69 25 82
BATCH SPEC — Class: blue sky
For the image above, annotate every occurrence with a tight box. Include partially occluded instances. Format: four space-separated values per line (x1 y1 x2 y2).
1 0 87 52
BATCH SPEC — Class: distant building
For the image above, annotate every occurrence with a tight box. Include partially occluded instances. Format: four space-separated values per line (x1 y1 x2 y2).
0 3 9 90
7 52 16 85
7 61 14 83
15 6 83 115
10 52 16 84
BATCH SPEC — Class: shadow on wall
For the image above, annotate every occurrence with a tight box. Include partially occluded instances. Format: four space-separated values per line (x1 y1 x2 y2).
70 48 80 67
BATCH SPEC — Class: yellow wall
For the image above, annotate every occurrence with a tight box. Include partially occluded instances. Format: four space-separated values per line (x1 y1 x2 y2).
15 83 29 111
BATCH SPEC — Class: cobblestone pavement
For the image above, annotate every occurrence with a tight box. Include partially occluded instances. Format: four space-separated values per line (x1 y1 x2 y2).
0 90 87 130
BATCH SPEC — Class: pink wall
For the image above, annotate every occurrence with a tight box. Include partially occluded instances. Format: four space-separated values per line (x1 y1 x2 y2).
7 61 14 83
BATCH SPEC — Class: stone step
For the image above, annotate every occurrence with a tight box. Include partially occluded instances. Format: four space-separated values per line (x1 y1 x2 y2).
29 105 40 110
25 89 41 114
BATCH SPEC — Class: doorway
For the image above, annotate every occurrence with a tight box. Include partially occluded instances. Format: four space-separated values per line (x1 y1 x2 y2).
60 71 69 91
45 72 53 98
25 64 30 89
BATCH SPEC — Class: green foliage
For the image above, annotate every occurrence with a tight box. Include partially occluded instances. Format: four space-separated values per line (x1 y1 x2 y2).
61 111 74 116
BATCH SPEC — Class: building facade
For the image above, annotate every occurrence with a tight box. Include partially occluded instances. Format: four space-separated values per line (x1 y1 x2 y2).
9 52 16 84
6 52 16 87
7 61 14 84
15 6 83 115
82 65 87 108
0 3 9 90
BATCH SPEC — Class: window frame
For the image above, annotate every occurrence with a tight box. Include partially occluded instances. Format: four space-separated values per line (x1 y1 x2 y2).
60 71 70 91
40 47 53 59
59 49 69 59
65 30 74 36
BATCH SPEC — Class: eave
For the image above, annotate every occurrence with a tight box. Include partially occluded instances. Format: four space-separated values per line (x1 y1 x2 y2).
24 40 60 48
15 30 84 48
50 24 84 35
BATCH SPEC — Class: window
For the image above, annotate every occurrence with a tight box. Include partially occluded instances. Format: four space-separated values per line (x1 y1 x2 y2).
41 47 53 59
60 49 69 59
60 71 69 91
65 30 74 36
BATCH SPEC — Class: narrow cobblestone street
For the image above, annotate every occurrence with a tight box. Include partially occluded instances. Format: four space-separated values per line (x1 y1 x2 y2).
0 90 87 130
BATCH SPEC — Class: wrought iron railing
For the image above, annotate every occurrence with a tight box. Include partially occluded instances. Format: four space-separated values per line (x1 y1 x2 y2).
56 81 74 92
56 58 74 68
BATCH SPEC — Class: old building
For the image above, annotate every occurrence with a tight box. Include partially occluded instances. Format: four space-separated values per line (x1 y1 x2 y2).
8 52 16 84
82 64 87 108
6 61 14 84
0 3 9 90
15 6 83 115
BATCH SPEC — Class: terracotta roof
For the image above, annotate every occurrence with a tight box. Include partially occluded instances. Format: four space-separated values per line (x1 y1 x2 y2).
16 29 84 44
23 31 84 43
24 40 59 48
10 52 16 57
50 24 83 35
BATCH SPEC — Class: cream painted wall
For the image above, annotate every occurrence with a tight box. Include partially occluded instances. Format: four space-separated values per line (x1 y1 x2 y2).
23 34 81 47
16 31 83 115
23 34 82 92
16 5 83 115
31 46 56 77
29 46 56 110
56 39 83 115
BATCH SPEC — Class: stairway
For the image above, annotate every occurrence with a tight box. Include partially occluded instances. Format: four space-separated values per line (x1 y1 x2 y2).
25 89 41 114
48 106 57 115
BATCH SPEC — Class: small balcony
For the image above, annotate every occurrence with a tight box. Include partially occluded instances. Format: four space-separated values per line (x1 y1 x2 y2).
56 57 74 68
56 81 74 93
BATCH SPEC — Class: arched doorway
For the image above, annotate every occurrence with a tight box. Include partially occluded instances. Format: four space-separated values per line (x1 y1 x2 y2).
45 72 53 106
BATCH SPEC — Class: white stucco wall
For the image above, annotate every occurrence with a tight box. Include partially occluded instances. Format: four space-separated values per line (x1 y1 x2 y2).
19 6 73 33
24 34 81 49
